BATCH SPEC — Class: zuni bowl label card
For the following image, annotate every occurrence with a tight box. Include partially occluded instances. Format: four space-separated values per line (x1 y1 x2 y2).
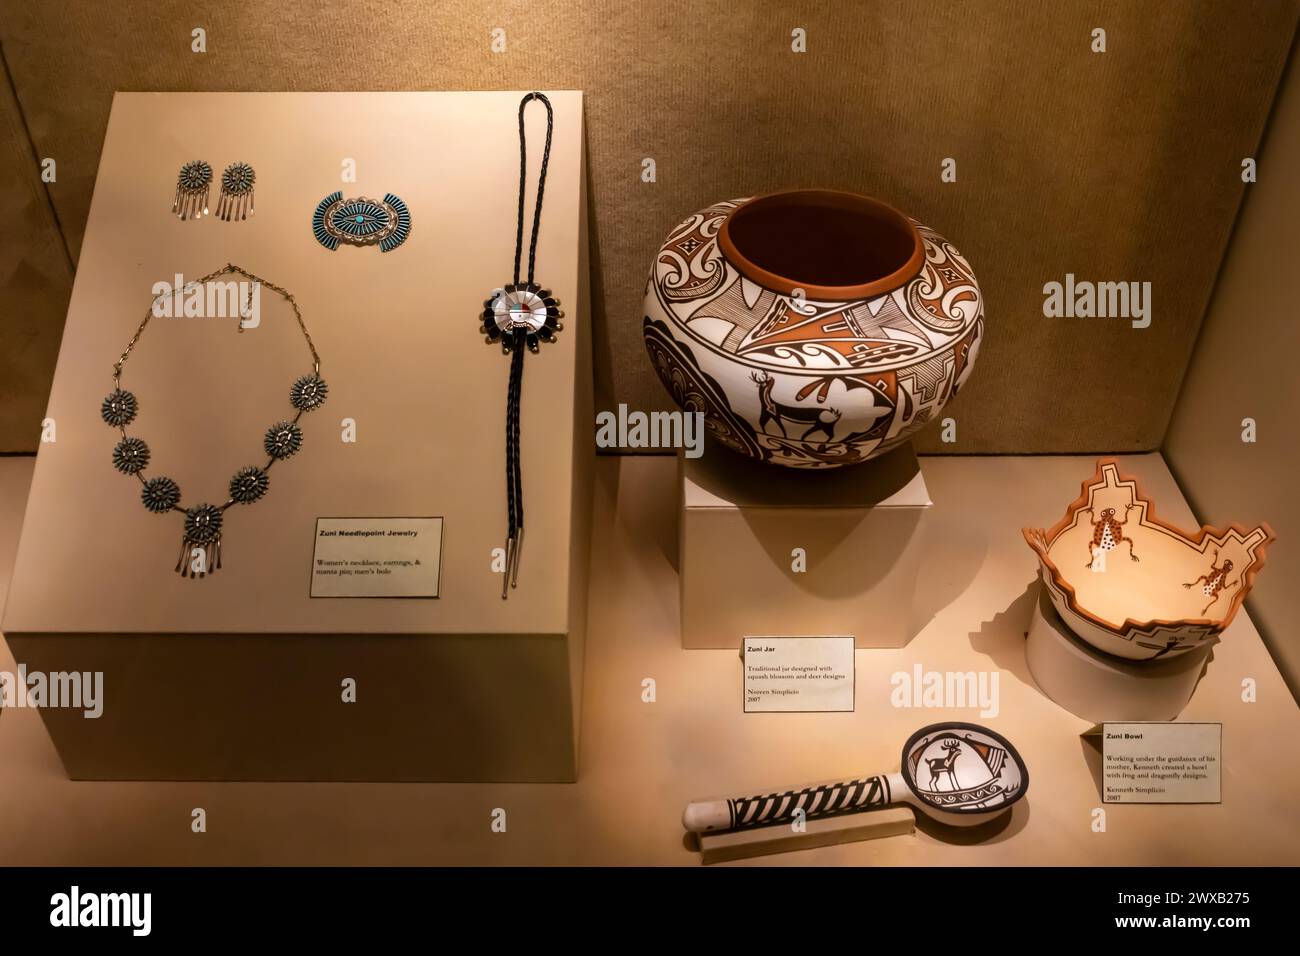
1100 722 1222 804
310 517 443 598
742 636 854 713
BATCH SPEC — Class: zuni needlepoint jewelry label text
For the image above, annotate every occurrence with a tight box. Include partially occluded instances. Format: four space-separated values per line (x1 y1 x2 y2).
310 517 444 598
1095 722 1222 804
742 636 855 713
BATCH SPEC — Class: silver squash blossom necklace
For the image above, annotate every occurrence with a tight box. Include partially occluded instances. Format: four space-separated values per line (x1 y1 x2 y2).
103 264 327 578
480 92 564 598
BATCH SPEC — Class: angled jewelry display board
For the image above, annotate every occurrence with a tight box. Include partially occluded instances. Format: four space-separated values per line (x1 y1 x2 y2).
2 91 592 782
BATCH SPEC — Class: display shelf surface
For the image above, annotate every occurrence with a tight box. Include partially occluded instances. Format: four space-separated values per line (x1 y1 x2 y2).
1 453 1297 864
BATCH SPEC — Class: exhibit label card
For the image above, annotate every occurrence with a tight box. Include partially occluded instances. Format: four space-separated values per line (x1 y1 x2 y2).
311 517 443 598
742 636 854 714
1099 722 1222 804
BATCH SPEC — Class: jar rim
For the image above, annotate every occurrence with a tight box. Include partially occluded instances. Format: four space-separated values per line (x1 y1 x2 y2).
717 189 925 300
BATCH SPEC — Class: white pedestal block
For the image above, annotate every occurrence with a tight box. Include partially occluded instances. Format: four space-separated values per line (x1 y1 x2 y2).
679 443 932 649
1025 585 1209 723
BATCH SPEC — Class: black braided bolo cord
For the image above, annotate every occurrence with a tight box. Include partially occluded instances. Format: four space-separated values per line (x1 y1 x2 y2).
507 341 524 539
514 92 554 286
503 92 552 593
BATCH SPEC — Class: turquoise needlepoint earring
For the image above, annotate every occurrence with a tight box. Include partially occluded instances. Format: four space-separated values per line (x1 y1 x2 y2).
218 162 256 221
172 160 212 220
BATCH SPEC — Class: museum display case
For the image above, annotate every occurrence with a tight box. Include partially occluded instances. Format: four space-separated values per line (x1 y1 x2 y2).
0 2 1297 893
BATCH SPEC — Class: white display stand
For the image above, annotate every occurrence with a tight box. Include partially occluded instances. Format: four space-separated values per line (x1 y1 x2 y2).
1025 586 1209 723
1 91 592 782
679 442 932 648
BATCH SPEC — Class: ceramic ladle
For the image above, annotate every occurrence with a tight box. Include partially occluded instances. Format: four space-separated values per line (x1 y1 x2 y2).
682 722 1028 833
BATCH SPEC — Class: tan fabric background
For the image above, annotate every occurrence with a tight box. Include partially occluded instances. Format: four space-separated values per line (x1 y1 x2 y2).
0 0 1296 452
0 42 71 451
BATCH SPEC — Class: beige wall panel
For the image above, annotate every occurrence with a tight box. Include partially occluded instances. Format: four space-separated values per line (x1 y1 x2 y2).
1165 45 1300 696
0 1 1296 452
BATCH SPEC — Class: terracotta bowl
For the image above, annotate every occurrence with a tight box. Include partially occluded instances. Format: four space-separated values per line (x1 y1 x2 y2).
1023 459 1273 661
643 190 983 468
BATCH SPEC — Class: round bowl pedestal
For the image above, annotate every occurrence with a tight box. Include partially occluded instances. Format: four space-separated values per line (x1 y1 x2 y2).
1025 585 1210 724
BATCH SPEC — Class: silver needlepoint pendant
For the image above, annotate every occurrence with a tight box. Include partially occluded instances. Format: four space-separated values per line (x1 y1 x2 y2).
264 420 303 459
228 466 269 504
112 436 150 474
178 504 223 578
289 373 329 412
101 388 138 427
141 476 181 514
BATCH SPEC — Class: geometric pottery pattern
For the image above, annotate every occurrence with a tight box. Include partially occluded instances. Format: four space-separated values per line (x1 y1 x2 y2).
644 198 984 468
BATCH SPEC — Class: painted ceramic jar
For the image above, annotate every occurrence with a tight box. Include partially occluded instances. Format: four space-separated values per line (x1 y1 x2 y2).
643 190 984 468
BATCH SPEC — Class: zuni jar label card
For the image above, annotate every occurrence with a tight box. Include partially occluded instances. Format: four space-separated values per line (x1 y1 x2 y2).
742 636 854 713
310 517 443 598
1100 722 1222 804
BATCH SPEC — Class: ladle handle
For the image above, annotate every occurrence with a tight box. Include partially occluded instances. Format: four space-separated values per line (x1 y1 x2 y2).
682 773 894 833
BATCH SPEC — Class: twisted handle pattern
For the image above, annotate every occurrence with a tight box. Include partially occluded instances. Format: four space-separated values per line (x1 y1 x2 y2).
728 774 891 829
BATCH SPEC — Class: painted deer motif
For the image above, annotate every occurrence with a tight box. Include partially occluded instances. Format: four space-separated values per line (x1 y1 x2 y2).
926 739 963 791
751 370 841 442
1183 549 1237 616
1084 503 1138 568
